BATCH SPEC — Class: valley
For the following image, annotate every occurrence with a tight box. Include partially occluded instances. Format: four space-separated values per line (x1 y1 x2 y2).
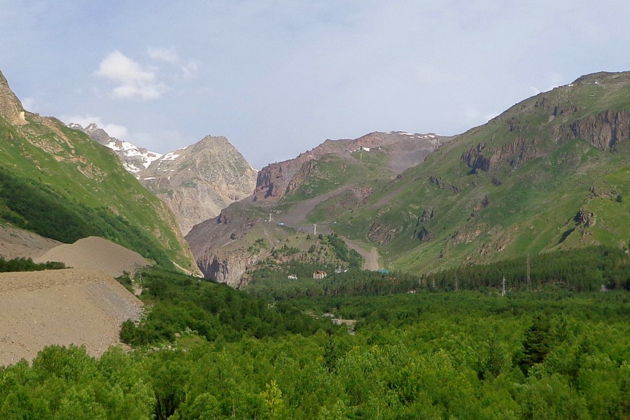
0 67 628 419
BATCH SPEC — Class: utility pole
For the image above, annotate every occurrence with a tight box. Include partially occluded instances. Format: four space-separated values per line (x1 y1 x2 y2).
526 254 531 292
502 276 506 297
313 224 317 236
455 270 459 292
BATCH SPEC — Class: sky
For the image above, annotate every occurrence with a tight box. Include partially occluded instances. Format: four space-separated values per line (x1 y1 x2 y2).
2 0 630 168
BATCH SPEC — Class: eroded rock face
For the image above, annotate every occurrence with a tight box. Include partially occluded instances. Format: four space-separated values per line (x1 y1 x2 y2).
0 71 27 126
561 110 630 150
462 137 543 172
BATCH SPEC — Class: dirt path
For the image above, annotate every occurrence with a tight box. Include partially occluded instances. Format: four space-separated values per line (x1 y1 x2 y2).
341 237 380 271
0 269 143 366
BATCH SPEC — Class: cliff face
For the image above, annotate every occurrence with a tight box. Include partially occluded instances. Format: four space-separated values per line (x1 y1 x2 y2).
0 71 27 126
139 136 257 235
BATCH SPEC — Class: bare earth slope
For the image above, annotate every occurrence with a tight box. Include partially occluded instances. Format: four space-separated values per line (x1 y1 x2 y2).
35 236 151 276
0 269 143 366
0 225 60 260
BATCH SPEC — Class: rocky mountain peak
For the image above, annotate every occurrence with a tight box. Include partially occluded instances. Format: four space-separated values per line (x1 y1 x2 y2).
0 70 27 126
68 123 162 174
140 134 257 235
253 131 448 201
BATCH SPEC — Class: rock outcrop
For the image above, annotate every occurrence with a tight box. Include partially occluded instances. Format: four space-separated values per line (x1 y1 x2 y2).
560 110 630 150
0 71 27 125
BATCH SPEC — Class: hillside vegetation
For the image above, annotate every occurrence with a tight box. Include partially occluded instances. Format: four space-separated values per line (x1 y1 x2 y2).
332 72 630 273
0 72 197 272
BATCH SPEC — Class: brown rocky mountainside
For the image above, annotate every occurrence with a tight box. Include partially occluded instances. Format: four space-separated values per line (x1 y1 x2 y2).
139 136 257 235
254 131 445 201
0 72 27 126
186 131 449 285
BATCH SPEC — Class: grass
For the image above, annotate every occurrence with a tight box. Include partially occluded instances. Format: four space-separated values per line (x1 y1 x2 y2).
0 115 196 271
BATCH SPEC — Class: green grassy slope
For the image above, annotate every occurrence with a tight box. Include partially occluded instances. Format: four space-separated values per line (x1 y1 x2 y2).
333 72 630 273
0 110 197 272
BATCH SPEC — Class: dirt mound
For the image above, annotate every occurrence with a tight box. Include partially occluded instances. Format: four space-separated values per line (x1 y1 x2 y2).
35 236 151 276
0 269 143 366
0 224 61 260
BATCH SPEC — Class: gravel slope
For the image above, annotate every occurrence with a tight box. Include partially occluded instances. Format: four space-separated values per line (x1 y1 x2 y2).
35 236 151 276
0 268 143 366
0 225 60 260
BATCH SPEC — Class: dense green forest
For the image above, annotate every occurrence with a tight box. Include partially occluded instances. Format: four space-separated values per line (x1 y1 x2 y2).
0 256 65 272
0 266 628 419
245 246 630 300
119 269 332 346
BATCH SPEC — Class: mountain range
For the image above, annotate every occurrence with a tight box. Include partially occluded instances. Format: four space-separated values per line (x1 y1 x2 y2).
0 71 198 273
70 123 257 234
187 71 630 285
2 69 630 288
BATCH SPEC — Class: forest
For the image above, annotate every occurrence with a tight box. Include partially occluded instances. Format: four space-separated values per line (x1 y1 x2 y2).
0 264 628 419
245 246 630 300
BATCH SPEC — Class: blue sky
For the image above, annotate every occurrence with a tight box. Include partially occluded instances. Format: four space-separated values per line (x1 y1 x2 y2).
2 0 630 168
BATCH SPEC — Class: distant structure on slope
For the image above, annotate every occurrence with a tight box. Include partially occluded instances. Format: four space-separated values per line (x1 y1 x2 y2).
313 270 327 279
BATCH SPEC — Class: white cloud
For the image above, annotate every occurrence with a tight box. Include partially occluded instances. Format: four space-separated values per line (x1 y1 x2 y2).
95 51 168 100
147 47 199 79
148 47 179 64
63 114 129 139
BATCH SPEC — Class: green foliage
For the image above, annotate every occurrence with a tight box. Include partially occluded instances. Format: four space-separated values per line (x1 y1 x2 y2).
246 246 630 301
0 117 195 271
0 256 65 272
0 168 174 267
1 291 628 418
326 233 362 269
119 268 331 346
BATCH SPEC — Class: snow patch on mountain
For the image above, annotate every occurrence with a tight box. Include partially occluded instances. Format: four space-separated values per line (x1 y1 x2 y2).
68 123 162 176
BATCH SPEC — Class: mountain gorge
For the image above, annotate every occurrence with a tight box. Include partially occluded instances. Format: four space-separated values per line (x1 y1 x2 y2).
186 131 450 285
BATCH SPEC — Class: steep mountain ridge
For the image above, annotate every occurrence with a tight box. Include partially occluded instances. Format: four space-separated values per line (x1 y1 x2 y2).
333 71 630 273
187 131 449 285
0 70 198 273
68 123 162 174
254 131 443 201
